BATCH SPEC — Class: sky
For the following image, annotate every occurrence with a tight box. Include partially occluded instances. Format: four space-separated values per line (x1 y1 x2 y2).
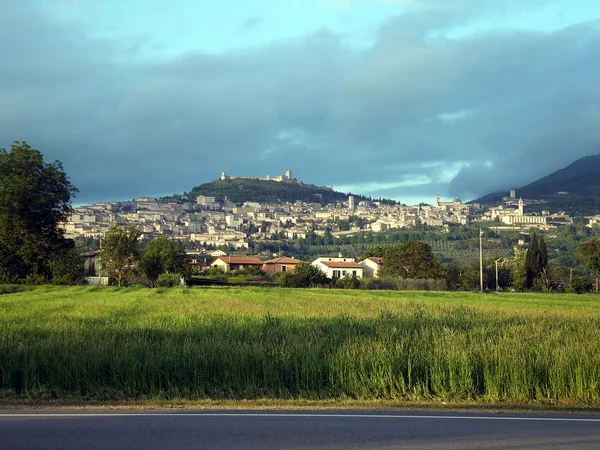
1 0 599 205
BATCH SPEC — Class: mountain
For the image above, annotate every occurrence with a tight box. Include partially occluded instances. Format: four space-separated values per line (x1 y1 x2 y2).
166 178 390 205
473 154 600 215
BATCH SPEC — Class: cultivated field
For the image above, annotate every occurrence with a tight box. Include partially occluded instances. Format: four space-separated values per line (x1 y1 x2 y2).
1 286 600 406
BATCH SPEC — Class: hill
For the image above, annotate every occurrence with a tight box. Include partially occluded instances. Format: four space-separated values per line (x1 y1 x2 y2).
473 154 600 215
168 178 387 205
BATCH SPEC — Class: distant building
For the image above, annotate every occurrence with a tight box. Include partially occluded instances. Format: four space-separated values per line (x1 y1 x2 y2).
209 256 264 272
220 169 301 184
348 195 355 210
262 256 301 274
311 259 363 279
359 257 384 278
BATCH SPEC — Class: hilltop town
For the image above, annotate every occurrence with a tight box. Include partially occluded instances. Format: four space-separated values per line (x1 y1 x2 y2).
64 170 583 251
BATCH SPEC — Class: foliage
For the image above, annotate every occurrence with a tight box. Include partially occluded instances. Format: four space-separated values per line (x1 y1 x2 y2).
100 225 141 286
47 246 85 285
565 277 593 294
578 237 600 277
278 262 330 287
525 234 549 290
157 273 181 288
336 274 361 289
0 141 78 279
511 248 527 291
139 237 188 288
380 241 444 279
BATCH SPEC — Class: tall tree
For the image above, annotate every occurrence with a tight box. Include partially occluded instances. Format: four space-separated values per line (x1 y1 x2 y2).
380 241 444 279
524 234 549 290
511 248 527 291
0 141 78 279
140 237 188 288
100 225 141 286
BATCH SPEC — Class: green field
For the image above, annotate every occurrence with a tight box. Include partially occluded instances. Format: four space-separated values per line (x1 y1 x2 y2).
1 286 600 406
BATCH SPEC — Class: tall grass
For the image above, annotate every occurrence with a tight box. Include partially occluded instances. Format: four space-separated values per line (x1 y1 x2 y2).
1 286 600 403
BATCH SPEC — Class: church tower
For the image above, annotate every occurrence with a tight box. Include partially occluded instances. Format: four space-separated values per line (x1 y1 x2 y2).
518 198 524 216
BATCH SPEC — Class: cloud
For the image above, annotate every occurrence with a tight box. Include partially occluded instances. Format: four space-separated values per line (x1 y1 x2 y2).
1 1 599 203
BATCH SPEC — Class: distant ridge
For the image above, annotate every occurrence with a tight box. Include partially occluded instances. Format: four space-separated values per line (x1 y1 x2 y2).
473 154 600 214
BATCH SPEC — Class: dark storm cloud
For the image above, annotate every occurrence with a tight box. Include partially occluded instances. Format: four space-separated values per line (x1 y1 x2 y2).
1 1 599 203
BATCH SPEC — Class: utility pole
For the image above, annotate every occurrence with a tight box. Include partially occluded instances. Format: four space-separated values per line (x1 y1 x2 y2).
495 258 501 292
479 229 484 293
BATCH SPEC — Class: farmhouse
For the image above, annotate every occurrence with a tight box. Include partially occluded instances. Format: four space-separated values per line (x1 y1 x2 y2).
311 259 363 279
209 256 264 272
262 256 301 274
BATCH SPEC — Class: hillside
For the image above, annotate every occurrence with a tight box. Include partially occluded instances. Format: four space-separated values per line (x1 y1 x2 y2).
474 154 600 215
169 178 383 205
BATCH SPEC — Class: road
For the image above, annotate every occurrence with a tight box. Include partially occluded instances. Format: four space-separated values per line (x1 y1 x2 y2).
1 410 600 449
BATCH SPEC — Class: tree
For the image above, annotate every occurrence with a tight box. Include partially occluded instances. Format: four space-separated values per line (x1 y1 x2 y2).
380 241 444 279
0 141 78 279
578 237 600 277
100 225 141 286
524 234 549 290
48 247 85 285
139 237 188 287
278 262 330 287
511 248 527 291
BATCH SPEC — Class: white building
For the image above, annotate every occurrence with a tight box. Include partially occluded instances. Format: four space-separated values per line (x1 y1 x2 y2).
311 258 363 279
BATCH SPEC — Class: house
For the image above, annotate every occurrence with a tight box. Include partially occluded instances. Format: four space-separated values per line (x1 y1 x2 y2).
359 257 384 278
262 256 301 274
311 259 363 279
209 256 264 272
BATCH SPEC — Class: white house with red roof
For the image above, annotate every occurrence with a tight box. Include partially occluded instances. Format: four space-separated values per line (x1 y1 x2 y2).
311 257 363 279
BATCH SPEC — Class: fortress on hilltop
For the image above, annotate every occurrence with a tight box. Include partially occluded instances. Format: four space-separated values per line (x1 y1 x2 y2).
220 170 302 184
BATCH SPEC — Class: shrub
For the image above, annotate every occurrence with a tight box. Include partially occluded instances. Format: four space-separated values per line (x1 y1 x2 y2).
566 277 593 294
23 273 48 285
336 274 361 289
157 274 181 288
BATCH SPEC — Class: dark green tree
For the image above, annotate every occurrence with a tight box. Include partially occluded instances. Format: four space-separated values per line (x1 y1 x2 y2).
524 234 549 290
380 241 444 279
0 141 78 280
100 225 141 286
48 247 85 285
140 237 188 287
278 262 330 287
578 237 600 277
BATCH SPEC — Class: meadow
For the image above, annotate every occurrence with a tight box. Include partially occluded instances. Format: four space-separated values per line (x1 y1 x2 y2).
1 286 600 406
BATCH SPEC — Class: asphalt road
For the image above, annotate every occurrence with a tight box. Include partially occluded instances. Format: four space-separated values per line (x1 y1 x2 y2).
1 410 600 449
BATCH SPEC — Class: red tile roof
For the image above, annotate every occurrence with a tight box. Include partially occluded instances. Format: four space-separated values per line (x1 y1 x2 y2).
263 257 301 265
366 257 384 265
318 261 363 269
212 256 264 265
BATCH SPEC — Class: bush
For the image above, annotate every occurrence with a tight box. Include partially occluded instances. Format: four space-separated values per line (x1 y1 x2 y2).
157 274 181 288
0 273 20 285
565 277 593 294
277 262 331 288
336 275 361 289
23 273 48 285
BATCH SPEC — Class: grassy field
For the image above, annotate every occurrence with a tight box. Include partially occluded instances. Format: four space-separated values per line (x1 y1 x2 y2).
1 286 600 406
